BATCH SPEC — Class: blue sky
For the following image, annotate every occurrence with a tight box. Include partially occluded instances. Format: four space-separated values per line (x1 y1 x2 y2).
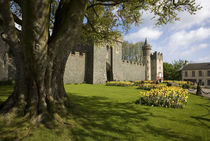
123 0 210 63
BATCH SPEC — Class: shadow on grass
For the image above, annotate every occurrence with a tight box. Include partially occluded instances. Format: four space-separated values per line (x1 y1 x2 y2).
0 85 13 105
143 124 203 141
191 101 210 129
67 93 150 141
0 116 31 141
67 93 205 141
0 86 209 141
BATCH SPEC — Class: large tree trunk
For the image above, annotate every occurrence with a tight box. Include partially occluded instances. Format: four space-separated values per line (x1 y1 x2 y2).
0 0 88 123
0 51 70 122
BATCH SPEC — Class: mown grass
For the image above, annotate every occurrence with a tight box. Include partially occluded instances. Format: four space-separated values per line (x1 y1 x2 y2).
0 84 209 141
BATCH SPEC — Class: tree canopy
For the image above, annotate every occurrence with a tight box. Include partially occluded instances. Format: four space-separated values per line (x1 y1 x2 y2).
163 60 185 80
122 41 144 63
4 0 201 44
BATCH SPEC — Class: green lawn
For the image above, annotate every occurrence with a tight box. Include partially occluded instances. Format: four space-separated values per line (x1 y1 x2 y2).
0 84 210 141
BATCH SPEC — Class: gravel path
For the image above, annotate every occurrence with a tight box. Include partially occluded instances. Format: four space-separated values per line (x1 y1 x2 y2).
187 88 210 98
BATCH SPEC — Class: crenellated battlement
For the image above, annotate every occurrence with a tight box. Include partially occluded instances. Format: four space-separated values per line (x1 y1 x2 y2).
122 60 144 66
151 51 163 60
70 51 86 56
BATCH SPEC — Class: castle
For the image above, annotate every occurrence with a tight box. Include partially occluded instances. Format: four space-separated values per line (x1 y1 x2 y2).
63 39 163 84
0 34 163 83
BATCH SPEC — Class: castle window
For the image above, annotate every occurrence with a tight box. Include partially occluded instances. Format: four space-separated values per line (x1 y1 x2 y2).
208 80 210 86
199 71 202 77
192 71 195 77
208 71 210 76
185 71 188 77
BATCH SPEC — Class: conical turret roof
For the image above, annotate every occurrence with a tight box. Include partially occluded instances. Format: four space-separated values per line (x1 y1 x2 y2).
144 38 148 46
143 38 151 49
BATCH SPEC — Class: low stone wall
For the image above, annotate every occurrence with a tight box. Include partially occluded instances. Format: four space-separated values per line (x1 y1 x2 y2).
64 52 86 84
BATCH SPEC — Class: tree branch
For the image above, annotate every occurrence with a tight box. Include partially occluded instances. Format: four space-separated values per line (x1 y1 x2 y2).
88 1 99 17
84 14 98 34
84 14 122 44
87 2 121 9
12 13 22 25
0 0 19 50
47 0 89 61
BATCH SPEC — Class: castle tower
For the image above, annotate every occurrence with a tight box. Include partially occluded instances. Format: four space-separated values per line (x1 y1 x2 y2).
151 52 163 81
142 38 151 80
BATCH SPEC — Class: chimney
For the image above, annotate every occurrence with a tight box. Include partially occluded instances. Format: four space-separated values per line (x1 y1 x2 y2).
184 60 189 65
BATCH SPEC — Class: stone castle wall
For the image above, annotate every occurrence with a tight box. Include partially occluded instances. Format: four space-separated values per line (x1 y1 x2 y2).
119 61 145 81
112 43 145 81
64 51 86 84
1 38 162 84
92 44 107 84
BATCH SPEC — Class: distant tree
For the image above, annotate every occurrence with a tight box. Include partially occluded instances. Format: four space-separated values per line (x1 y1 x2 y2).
172 60 185 80
163 62 174 80
163 60 185 80
122 41 144 63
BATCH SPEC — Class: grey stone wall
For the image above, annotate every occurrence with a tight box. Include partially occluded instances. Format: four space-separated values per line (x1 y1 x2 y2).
112 43 124 81
151 51 163 80
119 61 145 81
0 35 162 84
112 42 145 81
63 52 86 84
92 43 107 84
151 53 157 80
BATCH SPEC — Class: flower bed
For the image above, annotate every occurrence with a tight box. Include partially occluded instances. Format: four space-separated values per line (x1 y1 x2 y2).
163 80 196 89
136 86 189 108
134 80 157 86
106 81 134 87
138 83 166 90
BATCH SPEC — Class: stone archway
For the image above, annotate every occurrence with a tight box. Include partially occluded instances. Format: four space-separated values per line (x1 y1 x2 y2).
106 62 113 81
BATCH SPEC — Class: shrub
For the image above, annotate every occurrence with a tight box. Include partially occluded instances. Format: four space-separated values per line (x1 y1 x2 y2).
136 86 189 108
106 81 134 87
182 84 190 89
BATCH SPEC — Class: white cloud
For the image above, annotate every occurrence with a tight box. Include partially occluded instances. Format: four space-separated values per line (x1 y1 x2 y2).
161 27 210 62
167 0 210 30
180 43 208 56
124 27 162 43
198 56 210 62
168 27 210 51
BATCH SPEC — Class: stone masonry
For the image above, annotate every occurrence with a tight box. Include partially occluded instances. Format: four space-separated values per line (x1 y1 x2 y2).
0 38 163 84
63 39 163 84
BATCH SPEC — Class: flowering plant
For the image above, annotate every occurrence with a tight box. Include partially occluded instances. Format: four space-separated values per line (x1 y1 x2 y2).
138 83 166 90
106 81 134 87
136 86 189 108
163 80 196 89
